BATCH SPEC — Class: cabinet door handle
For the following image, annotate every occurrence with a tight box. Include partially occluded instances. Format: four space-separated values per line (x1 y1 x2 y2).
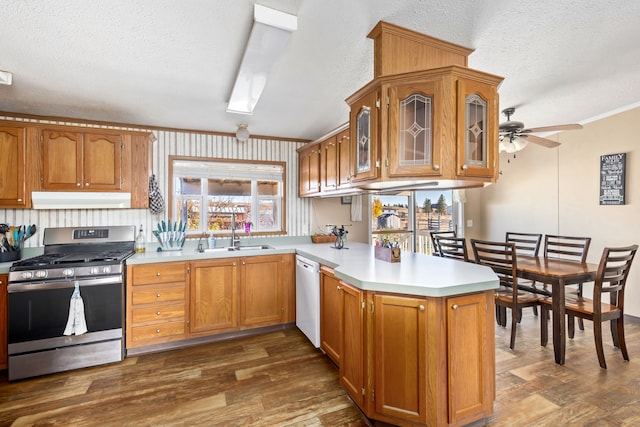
85 183 90 187
76 183 81 187
461 164 468 171
433 164 440 171
452 304 458 310
17 198 22 202
419 305 425 311
337 285 342 290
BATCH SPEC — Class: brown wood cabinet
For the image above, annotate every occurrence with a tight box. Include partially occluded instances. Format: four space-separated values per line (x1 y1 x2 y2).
320 266 342 364
298 125 353 197
366 290 494 427
298 143 320 197
320 135 338 191
239 254 285 327
446 292 494 424
126 262 189 348
0 274 7 370
339 281 365 408
42 129 123 191
321 280 495 427
0 126 27 208
0 120 152 209
190 258 239 334
347 68 501 190
319 267 365 407
336 128 352 189
126 254 294 351
0 122 38 209
372 293 428 424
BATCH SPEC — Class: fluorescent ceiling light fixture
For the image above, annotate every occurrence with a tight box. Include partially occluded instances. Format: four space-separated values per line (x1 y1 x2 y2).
226 4 297 115
0 70 12 85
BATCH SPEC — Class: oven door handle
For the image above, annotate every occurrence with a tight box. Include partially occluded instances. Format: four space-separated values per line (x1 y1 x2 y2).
7 276 123 293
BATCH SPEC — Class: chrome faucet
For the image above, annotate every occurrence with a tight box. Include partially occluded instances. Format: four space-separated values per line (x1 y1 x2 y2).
197 232 207 253
231 210 240 248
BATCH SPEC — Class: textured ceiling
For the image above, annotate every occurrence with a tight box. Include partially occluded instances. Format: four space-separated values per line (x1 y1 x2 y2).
1 0 639 141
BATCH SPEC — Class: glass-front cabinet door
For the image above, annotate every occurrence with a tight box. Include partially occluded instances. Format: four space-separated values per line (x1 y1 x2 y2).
456 78 498 179
387 79 443 177
350 90 379 183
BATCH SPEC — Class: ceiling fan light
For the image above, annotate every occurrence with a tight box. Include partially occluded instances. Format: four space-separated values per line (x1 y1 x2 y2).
512 137 528 152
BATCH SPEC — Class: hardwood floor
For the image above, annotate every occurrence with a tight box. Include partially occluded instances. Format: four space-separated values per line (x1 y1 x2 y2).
2 312 640 426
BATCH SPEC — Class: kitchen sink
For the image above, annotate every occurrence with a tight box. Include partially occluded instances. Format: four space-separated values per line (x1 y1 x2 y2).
198 247 229 253
229 244 274 251
197 245 274 253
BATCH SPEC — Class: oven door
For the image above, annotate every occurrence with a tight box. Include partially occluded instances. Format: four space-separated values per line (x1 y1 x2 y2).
8 276 123 345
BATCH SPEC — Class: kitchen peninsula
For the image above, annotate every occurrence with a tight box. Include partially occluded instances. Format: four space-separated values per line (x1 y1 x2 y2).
126 241 498 427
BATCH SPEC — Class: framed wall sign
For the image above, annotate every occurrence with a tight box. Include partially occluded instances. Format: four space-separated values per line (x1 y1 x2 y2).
599 152 626 205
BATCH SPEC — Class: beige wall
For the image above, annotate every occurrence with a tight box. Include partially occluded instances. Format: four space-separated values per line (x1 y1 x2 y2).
465 106 640 316
309 197 370 243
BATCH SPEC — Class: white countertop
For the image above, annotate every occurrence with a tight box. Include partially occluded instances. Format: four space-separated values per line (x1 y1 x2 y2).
127 240 499 298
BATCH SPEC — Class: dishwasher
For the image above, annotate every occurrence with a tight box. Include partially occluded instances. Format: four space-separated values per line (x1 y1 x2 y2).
295 255 320 348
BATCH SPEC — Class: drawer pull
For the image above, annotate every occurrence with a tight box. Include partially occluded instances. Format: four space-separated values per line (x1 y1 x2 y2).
156 311 161 316
156 272 161 276
156 293 161 298
419 305 425 311
156 329 161 333
452 304 458 310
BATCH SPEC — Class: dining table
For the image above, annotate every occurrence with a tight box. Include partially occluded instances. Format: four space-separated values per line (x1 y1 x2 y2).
515 255 599 365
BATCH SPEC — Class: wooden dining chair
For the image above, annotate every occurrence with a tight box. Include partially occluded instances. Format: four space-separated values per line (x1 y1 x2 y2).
540 245 638 368
544 234 592 331
506 232 542 256
471 239 539 349
506 232 543 317
434 236 468 262
429 230 456 256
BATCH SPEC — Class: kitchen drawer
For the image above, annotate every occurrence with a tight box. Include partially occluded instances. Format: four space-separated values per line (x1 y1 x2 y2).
131 321 186 342
131 262 186 285
132 303 185 323
131 285 185 305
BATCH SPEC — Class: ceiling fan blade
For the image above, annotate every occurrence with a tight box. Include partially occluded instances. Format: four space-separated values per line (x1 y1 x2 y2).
526 124 583 133
522 134 561 148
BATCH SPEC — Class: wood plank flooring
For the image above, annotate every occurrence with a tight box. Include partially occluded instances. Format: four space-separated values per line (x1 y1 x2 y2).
2 311 640 426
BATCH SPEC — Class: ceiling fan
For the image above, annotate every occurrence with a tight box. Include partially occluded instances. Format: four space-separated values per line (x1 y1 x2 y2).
498 107 583 153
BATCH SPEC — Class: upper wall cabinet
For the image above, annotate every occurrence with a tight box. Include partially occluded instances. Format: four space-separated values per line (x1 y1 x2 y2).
298 143 320 197
0 120 153 209
0 126 27 208
344 21 503 191
346 67 502 190
298 124 352 198
42 129 123 191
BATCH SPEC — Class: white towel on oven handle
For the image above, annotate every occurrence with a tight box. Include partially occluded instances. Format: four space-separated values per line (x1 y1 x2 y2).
63 281 88 336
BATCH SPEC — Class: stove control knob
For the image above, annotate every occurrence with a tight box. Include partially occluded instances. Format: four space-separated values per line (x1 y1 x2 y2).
102 266 111 274
35 270 48 279
21 271 34 280
90 267 100 275
62 268 75 277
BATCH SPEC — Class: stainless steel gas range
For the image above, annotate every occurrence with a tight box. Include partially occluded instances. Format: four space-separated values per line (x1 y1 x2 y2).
7 225 135 380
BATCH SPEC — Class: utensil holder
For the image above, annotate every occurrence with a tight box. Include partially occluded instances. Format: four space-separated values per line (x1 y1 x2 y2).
0 249 21 263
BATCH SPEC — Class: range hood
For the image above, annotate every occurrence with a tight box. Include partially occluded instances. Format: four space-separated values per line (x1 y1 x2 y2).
31 192 131 209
